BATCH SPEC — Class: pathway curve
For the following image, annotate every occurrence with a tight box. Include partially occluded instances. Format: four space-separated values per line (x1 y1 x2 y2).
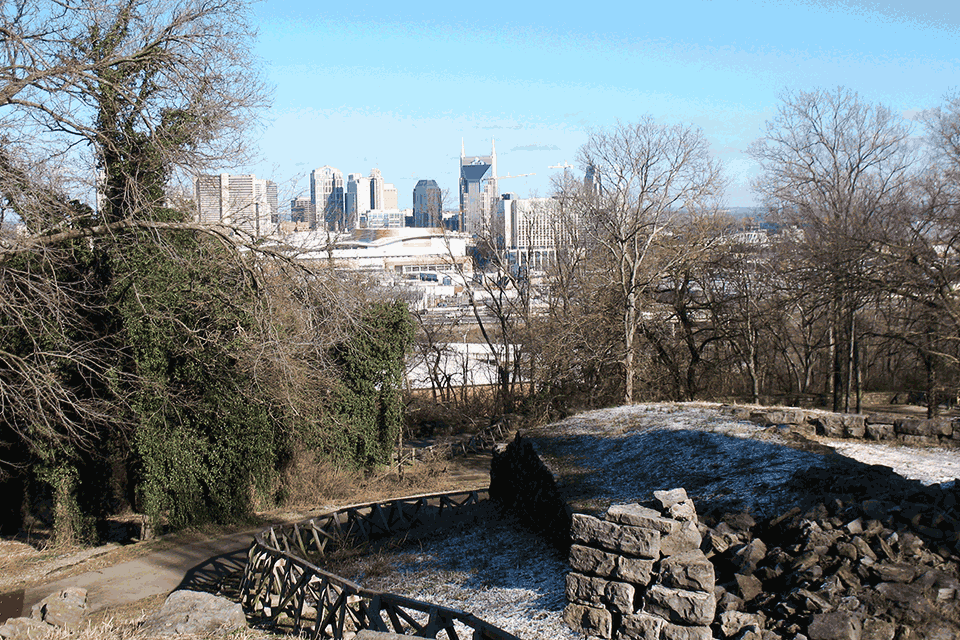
21 528 257 616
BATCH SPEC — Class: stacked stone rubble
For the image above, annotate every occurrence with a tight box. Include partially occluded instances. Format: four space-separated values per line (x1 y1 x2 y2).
721 405 960 448
564 489 716 640
701 463 960 639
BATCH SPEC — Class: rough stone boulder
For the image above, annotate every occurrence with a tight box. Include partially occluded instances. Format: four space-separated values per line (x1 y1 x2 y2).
139 590 247 637
0 587 87 640
0 617 51 640
30 587 87 632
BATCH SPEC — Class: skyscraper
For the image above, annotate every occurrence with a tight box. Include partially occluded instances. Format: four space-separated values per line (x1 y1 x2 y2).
345 173 370 229
311 166 345 231
369 168 384 211
460 139 498 236
195 173 276 237
412 179 442 227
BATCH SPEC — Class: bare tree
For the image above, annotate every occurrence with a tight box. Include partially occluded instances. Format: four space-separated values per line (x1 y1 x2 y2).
749 87 914 412
577 118 725 403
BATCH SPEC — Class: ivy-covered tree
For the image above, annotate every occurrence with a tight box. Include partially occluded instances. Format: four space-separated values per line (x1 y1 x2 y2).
326 301 414 467
0 0 273 540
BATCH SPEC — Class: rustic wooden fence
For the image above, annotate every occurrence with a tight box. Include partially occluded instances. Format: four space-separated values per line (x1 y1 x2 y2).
240 489 521 640
397 419 512 467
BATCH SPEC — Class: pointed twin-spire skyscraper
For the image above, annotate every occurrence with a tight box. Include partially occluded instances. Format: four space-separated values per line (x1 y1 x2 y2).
459 138 498 236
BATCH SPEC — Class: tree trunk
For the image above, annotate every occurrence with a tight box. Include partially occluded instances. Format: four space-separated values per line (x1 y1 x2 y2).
828 320 838 412
51 465 82 548
624 292 637 404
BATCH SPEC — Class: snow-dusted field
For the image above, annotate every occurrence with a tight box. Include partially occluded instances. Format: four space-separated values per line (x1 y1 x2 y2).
527 402 958 518
334 403 959 639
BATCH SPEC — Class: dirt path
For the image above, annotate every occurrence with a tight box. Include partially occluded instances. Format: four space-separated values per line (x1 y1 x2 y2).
21 529 256 616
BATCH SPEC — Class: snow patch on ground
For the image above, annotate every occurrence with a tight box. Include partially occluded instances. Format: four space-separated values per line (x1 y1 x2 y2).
826 438 960 486
329 503 579 640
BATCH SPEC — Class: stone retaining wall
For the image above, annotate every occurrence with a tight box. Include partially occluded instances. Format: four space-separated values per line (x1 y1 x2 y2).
724 405 960 448
564 490 717 640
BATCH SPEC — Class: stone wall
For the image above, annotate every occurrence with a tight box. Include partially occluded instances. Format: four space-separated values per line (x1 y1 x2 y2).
724 405 960 448
564 489 718 640
489 432 572 548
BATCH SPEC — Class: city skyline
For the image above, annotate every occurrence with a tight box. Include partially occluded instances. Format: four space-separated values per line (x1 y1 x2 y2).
244 0 960 210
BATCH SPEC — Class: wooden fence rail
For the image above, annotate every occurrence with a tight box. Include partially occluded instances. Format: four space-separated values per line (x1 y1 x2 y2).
397 420 512 467
240 489 521 640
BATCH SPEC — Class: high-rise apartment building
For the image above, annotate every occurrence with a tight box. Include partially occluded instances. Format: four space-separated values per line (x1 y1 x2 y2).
195 173 276 236
412 179 442 227
266 181 279 224
311 166 346 231
460 139 498 236
383 183 398 210
496 193 576 271
290 196 316 227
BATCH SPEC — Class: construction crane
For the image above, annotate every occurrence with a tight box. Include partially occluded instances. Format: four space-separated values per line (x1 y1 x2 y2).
548 162 573 170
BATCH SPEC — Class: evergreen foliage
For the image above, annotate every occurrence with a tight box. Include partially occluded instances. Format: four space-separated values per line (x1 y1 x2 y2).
111 219 278 528
325 301 414 467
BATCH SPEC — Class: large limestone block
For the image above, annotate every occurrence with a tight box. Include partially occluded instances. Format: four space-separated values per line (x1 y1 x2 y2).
0 617 52 640
732 538 767 575
606 504 680 535
659 550 716 593
30 587 87 632
643 584 715 627
668 500 698 523
842 415 866 438
563 602 613 639
660 520 702 557
894 418 952 437
750 408 804 425
572 513 661 559
139 590 247 637
618 613 663 640
865 422 894 441
807 611 863 640
813 414 845 438
569 544 655 585
653 488 689 510
661 622 714 640
719 611 762 638
566 572 636 614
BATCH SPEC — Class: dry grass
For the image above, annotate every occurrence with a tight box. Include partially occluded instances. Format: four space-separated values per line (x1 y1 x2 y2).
274 446 489 512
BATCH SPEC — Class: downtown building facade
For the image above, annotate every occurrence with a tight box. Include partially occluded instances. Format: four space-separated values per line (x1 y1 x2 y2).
290 196 316 228
310 166 346 231
195 173 277 236
412 179 442 228
459 140 498 236
494 193 578 272
313 167 402 231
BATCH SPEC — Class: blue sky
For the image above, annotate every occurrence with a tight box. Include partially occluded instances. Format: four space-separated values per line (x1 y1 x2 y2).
247 0 960 209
